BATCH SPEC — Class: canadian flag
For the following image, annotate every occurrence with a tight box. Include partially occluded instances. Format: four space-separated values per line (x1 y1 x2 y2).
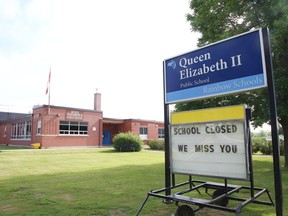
45 69 51 95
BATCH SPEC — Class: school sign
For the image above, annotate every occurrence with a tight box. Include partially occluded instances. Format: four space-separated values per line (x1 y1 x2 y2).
164 29 267 104
170 105 249 180
157 28 282 215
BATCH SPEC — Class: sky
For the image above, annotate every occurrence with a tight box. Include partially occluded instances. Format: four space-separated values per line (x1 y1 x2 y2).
0 0 200 121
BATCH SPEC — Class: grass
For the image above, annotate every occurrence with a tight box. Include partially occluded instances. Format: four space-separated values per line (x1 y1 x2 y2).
0 146 286 215
0 145 30 150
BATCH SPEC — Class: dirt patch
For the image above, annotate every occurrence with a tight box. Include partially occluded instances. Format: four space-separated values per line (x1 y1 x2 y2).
108 208 126 216
34 193 45 198
197 208 231 215
174 205 232 215
54 194 73 201
0 205 20 214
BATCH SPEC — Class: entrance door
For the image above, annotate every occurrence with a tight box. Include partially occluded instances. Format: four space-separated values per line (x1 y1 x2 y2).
102 130 111 145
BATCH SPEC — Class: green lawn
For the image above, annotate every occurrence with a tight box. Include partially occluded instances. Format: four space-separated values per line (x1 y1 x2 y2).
0 147 286 215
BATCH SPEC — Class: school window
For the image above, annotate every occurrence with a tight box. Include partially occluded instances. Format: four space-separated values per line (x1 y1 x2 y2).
59 121 88 135
158 128 165 139
4 126 6 137
11 121 31 140
37 120 41 135
140 127 148 140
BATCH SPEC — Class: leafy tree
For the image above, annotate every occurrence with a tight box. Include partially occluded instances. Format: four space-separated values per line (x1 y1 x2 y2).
252 130 270 138
177 0 288 166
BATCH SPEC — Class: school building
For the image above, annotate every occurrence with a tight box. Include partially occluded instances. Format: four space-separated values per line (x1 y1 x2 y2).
0 93 164 148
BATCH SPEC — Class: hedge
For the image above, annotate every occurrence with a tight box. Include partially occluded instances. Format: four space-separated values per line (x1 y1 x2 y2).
147 140 165 150
252 137 267 154
252 137 284 155
112 132 143 152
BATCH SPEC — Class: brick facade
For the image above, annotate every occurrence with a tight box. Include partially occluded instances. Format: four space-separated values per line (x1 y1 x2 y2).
0 94 164 148
103 118 164 145
31 105 102 148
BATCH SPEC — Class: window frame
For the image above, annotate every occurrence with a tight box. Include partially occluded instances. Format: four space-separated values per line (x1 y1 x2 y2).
59 121 88 135
11 121 32 140
158 128 165 139
139 127 148 140
37 120 41 135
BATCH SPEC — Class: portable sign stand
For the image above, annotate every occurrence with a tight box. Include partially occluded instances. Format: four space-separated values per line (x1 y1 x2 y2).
137 28 282 215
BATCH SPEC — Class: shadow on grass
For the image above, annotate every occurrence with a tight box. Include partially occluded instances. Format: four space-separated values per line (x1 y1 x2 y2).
0 158 280 216
98 148 117 153
97 148 159 154
0 145 31 150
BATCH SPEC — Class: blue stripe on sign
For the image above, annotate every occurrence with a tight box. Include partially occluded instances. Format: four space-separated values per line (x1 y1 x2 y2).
166 74 266 103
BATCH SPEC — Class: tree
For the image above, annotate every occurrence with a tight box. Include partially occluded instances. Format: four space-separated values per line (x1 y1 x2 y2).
177 0 288 166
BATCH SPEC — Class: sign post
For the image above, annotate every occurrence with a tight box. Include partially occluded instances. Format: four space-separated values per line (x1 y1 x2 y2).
262 28 282 216
136 28 281 216
163 102 171 198
162 28 282 215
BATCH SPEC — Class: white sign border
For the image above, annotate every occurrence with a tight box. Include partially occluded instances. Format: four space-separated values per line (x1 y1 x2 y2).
164 28 268 104
169 118 250 181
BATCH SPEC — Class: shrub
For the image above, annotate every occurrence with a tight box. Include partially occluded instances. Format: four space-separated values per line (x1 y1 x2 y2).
147 140 165 150
251 137 285 155
252 137 266 154
260 140 273 155
112 132 143 152
280 139 284 156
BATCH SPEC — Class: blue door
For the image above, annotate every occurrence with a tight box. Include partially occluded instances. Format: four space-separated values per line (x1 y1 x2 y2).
102 130 111 145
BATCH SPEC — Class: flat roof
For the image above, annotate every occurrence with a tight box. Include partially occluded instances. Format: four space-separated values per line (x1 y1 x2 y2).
33 104 102 113
0 112 30 121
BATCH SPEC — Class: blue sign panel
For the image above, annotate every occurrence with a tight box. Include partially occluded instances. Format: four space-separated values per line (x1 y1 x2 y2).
164 29 267 104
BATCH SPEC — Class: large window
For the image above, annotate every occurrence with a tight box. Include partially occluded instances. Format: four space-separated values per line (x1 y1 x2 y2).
140 127 148 140
59 121 88 135
11 121 31 140
158 128 165 139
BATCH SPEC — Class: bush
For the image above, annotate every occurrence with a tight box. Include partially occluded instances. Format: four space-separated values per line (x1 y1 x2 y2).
147 140 165 150
280 139 284 156
252 137 266 154
252 137 284 155
260 140 273 155
112 132 143 152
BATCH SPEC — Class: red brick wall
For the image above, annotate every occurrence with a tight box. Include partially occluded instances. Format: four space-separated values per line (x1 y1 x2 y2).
127 119 164 143
0 124 10 144
32 106 103 148
102 119 164 145
1 106 164 148
0 124 3 144
103 124 123 141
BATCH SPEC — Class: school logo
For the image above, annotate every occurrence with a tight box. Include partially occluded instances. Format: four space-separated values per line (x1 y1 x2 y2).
167 60 176 69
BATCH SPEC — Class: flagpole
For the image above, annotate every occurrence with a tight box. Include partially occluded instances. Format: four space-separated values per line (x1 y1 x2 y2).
48 67 51 114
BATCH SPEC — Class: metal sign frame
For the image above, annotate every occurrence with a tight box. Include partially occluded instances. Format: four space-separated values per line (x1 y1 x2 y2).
163 27 282 215
136 106 274 216
137 27 282 216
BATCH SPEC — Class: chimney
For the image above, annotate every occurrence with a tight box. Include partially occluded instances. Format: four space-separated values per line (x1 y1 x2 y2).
94 92 101 111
